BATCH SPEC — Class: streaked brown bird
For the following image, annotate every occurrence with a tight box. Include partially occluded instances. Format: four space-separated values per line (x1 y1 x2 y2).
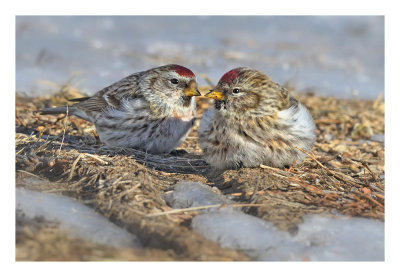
41 64 201 154
199 67 315 169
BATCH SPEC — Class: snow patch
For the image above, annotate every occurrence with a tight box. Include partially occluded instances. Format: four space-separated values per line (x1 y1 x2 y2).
16 188 142 248
164 181 233 210
168 181 384 261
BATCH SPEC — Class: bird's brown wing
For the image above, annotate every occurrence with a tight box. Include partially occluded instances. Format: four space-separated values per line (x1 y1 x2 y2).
75 73 142 113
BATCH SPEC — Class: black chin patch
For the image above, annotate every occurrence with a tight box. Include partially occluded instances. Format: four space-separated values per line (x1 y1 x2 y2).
215 100 226 110
182 95 192 107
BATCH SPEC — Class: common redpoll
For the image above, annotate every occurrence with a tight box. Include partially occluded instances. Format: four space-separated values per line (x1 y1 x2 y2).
199 67 315 169
41 64 201 154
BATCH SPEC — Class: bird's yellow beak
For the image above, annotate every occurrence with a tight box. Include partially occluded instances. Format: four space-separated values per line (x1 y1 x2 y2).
184 87 201 97
205 90 224 101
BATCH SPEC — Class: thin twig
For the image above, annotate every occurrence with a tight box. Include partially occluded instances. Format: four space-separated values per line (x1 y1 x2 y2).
67 153 84 181
58 105 69 151
147 203 271 217
83 153 109 165
16 147 25 155
354 191 384 208
296 147 364 188
362 162 379 181
347 158 379 182
260 164 297 177
17 170 47 181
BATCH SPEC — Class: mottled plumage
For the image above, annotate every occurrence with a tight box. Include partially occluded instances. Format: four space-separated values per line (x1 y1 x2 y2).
41 64 201 153
199 67 315 169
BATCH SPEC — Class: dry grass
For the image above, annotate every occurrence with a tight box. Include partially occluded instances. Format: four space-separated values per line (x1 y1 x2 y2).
15 84 384 260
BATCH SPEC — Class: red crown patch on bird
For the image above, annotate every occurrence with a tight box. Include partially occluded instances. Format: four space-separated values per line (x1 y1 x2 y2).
220 69 239 84
173 65 195 77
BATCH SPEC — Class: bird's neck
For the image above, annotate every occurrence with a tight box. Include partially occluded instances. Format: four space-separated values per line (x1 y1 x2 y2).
218 106 278 121
149 96 195 120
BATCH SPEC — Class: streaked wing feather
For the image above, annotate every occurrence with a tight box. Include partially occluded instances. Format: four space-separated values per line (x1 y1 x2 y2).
68 96 91 102
75 73 141 113
76 96 109 112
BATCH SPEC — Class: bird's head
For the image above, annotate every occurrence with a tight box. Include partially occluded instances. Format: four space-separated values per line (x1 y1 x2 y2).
205 67 290 116
142 64 200 107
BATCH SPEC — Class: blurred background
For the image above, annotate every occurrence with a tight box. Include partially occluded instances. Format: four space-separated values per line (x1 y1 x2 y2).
16 16 384 99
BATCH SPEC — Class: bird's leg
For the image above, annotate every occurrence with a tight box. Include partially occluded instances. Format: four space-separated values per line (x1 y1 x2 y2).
283 162 297 172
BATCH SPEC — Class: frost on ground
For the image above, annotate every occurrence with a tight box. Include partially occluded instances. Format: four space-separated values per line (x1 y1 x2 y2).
16 188 142 248
169 182 384 261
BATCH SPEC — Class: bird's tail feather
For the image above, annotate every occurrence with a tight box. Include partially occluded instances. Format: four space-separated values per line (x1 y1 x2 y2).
40 106 75 115
68 96 91 102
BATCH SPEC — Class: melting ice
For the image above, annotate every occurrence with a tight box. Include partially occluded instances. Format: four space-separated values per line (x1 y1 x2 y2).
16 187 142 248
169 181 384 261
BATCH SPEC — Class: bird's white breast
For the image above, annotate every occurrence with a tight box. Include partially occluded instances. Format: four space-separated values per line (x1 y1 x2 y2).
277 102 316 141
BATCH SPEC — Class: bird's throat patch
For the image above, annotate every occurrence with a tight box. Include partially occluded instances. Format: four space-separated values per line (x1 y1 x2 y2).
215 100 226 110
172 109 193 121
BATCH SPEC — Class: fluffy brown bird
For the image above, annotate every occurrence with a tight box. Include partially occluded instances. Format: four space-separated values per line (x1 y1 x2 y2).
41 64 201 154
199 67 315 169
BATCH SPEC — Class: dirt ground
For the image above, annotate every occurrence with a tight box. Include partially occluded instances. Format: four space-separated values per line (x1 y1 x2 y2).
15 84 384 261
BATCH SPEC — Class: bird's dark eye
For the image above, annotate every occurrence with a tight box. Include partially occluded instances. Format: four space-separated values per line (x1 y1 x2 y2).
171 78 179 84
233 88 240 94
